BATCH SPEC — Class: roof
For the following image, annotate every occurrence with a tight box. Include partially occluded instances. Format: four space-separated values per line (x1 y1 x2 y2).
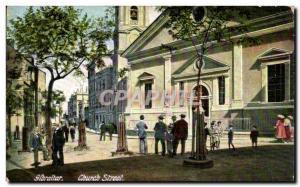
122 7 293 59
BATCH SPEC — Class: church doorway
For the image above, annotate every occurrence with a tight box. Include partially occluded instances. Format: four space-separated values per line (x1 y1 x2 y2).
193 85 210 118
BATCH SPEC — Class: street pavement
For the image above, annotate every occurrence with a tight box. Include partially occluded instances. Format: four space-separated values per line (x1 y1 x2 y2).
6 128 292 171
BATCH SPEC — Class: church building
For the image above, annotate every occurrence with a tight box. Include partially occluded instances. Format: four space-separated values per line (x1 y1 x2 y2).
121 7 295 133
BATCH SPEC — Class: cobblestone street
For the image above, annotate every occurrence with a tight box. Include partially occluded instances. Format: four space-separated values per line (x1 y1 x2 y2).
7 128 292 172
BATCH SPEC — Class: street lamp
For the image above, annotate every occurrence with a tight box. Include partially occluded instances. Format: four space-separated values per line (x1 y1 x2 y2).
183 6 213 168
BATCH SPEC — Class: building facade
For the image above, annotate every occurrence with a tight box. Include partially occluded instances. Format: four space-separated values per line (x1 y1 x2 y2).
7 45 47 140
67 90 89 124
87 6 155 128
121 8 295 133
87 63 114 129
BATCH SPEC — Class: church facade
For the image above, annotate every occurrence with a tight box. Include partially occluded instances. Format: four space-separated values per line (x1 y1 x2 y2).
121 8 295 133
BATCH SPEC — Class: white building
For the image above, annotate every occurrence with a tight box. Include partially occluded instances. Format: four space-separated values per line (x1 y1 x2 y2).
67 90 89 124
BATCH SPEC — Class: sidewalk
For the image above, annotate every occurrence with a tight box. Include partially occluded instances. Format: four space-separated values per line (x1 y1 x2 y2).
7 129 293 172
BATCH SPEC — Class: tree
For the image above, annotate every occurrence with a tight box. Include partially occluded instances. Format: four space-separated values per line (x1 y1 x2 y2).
6 45 23 147
41 90 66 121
8 6 114 154
159 6 290 164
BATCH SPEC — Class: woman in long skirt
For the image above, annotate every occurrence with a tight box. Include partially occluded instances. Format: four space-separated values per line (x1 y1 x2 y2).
275 114 286 142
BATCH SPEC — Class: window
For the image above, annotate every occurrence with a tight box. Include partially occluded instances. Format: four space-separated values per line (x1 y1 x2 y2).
218 76 225 105
145 83 152 109
179 82 184 107
268 63 285 102
130 6 138 21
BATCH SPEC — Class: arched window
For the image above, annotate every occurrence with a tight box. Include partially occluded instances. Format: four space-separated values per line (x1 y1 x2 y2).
130 6 138 21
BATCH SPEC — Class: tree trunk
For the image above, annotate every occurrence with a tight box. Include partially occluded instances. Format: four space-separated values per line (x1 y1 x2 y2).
34 67 39 128
7 114 12 148
45 79 54 159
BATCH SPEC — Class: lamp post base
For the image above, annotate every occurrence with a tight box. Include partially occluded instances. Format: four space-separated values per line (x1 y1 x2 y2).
183 158 214 169
111 151 133 157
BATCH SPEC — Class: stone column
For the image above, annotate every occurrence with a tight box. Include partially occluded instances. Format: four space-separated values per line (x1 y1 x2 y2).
163 54 172 100
232 43 243 108
212 78 218 106
261 64 268 102
163 54 172 125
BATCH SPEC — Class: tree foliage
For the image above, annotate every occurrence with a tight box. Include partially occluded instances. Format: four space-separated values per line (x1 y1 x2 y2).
8 6 114 80
7 6 115 148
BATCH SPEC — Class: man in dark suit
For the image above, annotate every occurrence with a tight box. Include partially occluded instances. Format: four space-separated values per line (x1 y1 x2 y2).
62 123 69 142
52 123 65 166
172 114 188 156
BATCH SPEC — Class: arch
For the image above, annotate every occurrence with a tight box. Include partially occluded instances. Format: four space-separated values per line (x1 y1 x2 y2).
191 82 212 97
130 6 138 21
191 83 211 117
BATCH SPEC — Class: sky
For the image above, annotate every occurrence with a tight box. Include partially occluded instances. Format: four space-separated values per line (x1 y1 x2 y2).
7 6 160 113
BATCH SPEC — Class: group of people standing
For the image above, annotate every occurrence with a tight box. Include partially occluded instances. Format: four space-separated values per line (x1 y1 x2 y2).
135 114 188 157
275 114 294 143
30 121 77 167
206 121 223 151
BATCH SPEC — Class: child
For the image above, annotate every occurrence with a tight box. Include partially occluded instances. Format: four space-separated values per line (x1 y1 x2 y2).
228 125 236 151
250 125 259 148
165 125 174 157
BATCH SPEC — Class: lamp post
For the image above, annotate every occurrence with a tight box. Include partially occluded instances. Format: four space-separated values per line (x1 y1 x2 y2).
183 6 213 168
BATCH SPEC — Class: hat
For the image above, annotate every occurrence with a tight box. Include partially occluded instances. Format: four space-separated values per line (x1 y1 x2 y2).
277 114 285 119
158 115 164 120
180 114 186 118
288 115 293 120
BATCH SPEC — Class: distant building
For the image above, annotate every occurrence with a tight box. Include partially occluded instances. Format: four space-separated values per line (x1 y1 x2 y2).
87 63 114 129
6 45 46 139
67 90 88 124
87 6 155 128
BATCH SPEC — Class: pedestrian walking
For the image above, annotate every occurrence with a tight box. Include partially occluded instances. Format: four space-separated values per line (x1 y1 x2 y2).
210 121 218 151
228 124 236 151
250 125 259 148
216 121 223 149
100 121 106 141
172 114 188 156
135 115 148 154
30 127 48 168
62 124 69 142
154 115 167 156
107 123 115 141
52 123 65 166
14 124 20 140
70 125 76 142
274 114 286 142
204 122 210 148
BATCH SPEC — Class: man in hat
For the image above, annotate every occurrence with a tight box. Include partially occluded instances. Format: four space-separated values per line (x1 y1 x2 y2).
99 121 106 141
172 114 188 156
135 115 148 154
30 127 48 167
154 115 167 156
52 123 65 166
